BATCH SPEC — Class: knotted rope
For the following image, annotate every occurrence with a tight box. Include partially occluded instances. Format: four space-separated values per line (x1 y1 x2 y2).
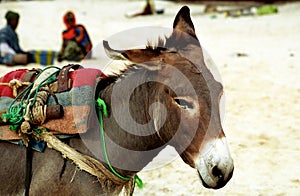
0 79 31 97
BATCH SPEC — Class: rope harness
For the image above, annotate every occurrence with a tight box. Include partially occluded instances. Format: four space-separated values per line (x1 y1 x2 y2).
1 65 143 195
96 97 143 189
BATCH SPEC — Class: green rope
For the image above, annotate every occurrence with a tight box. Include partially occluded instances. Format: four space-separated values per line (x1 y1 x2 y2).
1 66 61 131
95 97 144 189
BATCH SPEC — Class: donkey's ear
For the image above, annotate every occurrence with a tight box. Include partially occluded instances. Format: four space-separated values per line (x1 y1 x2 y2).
173 6 197 39
103 40 162 70
103 40 128 60
103 40 156 63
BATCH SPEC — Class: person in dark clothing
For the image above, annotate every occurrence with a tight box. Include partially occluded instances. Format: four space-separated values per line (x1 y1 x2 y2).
57 11 92 62
0 11 31 66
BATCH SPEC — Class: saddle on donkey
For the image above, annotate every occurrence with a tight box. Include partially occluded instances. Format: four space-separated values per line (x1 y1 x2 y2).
0 64 105 150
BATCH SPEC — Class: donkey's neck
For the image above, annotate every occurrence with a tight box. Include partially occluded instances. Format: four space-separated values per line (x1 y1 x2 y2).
99 69 164 176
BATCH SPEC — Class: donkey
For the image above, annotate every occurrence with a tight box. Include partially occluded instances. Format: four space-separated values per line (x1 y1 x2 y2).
0 6 233 195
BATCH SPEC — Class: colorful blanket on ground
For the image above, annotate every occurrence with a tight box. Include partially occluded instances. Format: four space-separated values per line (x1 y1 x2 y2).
0 65 105 140
30 50 57 66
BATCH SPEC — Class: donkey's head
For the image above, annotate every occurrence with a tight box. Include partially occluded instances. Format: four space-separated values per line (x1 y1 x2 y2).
103 6 233 189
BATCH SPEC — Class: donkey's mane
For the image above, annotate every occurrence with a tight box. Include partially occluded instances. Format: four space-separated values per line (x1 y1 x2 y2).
145 36 167 51
146 32 200 51
145 35 183 51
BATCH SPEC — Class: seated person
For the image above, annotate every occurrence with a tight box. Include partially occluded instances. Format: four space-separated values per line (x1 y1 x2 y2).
57 11 92 62
0 11 32 66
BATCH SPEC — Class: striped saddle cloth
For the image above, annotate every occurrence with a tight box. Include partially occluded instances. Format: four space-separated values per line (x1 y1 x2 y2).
0 64 105 141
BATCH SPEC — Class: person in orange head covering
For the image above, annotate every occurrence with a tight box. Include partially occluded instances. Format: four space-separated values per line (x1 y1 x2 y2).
57 11 92 62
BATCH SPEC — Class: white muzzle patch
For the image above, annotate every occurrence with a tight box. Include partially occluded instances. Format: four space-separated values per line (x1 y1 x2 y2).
196 137 234 189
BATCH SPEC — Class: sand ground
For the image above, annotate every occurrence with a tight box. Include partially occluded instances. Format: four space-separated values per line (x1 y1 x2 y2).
0 0 300 195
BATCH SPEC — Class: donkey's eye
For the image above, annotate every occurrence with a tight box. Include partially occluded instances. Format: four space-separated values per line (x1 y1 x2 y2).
174 98 194 109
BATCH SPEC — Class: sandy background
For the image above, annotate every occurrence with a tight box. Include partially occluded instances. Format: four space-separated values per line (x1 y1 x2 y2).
1 0 300 195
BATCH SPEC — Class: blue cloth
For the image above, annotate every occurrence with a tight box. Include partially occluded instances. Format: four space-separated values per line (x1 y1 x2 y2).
16 139 47 152
0 53 13 64
0 25 24 54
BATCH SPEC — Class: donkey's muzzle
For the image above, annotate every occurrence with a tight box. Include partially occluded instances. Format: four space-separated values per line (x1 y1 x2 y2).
199 164 234 189
196 137 234 189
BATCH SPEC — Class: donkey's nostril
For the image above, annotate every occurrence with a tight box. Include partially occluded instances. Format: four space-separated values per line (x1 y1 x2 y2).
212 166 224 180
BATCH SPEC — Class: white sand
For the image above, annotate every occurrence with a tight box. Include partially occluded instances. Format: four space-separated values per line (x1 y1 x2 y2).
1 0 300 195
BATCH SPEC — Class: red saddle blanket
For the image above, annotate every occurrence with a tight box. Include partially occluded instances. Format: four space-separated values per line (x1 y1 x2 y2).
0 65 105 140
